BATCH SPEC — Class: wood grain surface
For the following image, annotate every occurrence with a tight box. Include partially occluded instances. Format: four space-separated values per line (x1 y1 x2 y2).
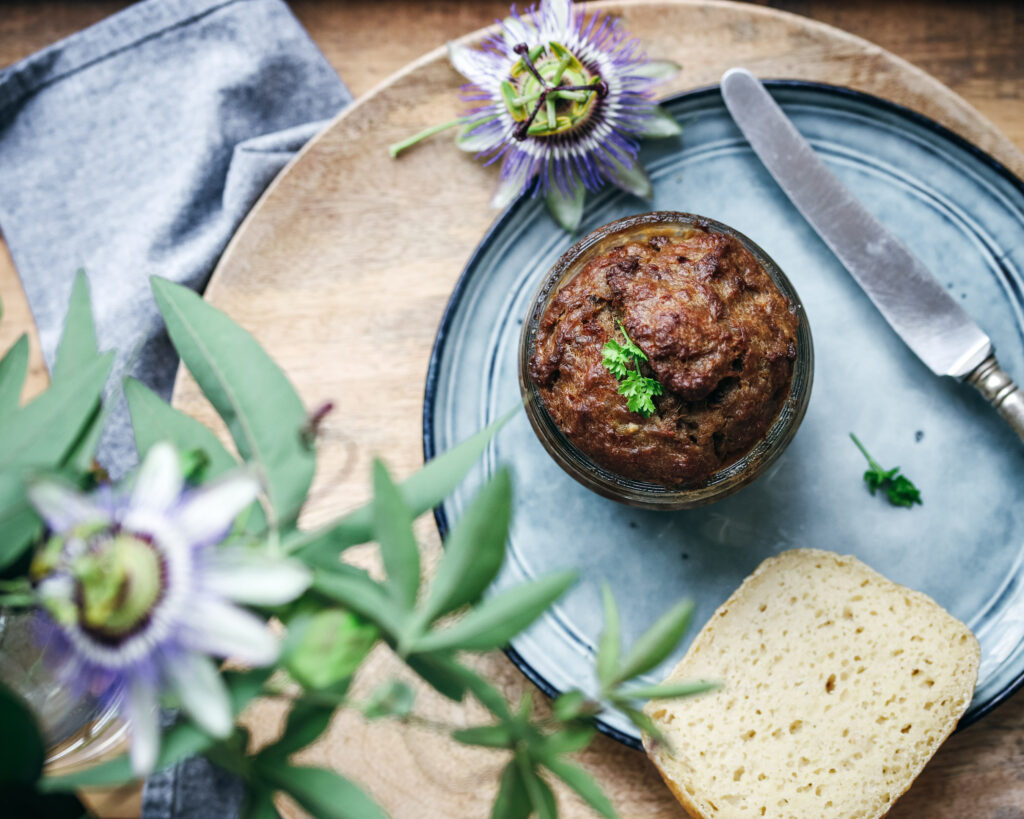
2 2 1024 818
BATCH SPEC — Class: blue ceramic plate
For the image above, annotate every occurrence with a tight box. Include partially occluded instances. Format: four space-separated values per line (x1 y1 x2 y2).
423 81 1024 748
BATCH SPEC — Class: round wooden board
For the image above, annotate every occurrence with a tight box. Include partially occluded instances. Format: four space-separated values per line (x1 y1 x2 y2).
172 2 1024 816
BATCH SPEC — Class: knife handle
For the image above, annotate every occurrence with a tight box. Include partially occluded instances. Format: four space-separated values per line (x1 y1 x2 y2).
966 354 1024 442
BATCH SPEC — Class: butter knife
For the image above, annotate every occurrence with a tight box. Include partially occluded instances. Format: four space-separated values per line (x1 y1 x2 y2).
720 67 1024 442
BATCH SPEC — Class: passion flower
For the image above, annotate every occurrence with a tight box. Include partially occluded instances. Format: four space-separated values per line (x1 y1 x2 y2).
390 0 682 230
27 443 311 774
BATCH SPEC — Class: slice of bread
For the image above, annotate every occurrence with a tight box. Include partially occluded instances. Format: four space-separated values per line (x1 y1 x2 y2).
643 548 979 819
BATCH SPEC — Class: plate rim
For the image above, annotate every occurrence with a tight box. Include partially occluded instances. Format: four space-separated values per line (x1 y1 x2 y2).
422 78 1024 749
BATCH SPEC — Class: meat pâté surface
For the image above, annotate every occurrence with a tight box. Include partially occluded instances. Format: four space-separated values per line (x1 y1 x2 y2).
529 229 799 487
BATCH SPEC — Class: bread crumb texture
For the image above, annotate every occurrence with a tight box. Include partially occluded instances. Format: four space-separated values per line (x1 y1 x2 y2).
643 549 979 819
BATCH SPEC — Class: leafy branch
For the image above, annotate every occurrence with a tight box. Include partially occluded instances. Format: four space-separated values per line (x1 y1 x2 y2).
850 433 922 508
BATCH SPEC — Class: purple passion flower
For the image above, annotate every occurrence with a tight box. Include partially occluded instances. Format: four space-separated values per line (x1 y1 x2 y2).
27 443 311 774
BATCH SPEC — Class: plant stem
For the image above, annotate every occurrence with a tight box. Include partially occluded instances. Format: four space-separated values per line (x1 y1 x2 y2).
849 433 880 470
389 119 463 158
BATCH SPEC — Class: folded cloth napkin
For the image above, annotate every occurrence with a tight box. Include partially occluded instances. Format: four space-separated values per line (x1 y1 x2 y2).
0 0 351 815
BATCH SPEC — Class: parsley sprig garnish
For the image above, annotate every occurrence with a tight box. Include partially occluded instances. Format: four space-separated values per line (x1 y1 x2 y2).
850 433 922 508
602 320 663 417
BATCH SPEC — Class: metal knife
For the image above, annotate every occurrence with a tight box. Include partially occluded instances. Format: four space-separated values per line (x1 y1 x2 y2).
720 67 1024 442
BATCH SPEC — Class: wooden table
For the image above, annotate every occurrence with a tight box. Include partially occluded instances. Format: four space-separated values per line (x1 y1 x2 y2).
3 2 1024 817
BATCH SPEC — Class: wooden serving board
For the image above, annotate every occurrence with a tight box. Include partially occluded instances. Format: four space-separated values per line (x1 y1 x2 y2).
170 2 1024 816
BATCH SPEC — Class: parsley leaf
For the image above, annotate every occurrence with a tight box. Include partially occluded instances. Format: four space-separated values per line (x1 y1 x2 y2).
850 433 922 509
601 321 663 418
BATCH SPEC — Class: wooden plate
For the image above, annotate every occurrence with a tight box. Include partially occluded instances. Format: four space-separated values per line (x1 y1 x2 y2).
172 2 1024 816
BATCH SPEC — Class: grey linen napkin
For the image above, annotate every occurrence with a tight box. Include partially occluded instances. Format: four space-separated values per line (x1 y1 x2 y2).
0 0 351 815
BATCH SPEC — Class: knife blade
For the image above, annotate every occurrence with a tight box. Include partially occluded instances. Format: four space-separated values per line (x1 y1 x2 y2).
720 67 1024 441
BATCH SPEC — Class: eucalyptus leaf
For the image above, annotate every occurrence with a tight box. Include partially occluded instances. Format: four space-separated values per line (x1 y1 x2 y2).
451 723 513 749
0 352 112 467
241 789 282 819
613 599 694 685
535 723 595 757
372 460 420 609
541 757 616 819
492 761 532 819
516 751 557 819
52 270 99 383
0 334 29 418
363 680 415 720
596 583 620 689
611 679 719 703
151 277 315 530
42 669 270 791
125 378 238 476
297 407 518 562
61 401 108 474
311 566 404 636
260 765 387 819
420 468 511 623
545 181 585 232
0 683 44 786
618 705 665 746
125 378 268 532
285 609 378 691
630 59 681 80
404 652 468 702
260 701 335 760
410 570 577 654
635 106 683 138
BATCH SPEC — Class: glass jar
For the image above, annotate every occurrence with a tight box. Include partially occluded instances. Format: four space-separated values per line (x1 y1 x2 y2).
519 211 813 510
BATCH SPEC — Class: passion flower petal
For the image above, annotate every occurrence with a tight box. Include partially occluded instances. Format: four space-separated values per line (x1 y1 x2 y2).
183 598 279 666
27 481 109 532
131 442 184 514
167 652 232 739
203 549 312 606
175 472 260 545
127 678 160 775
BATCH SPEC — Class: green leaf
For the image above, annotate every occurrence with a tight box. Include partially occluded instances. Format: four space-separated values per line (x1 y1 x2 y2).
410 570 577 654
151 277 315 529
630 60 681 80
0 683 45 786
285 609 378 690
261 701 335 760
619 705 666 745
297 408 519 562
404 653 468 702
492 761 532 819
420 469 512 623
241 788 282 819
0 334 29 418
552 690 587 722
516 751 557 819
61 401 107 474
363 680 415 721
0 473 41 570
372 460 420 609
0 352 112 467
635 106 682 138
311 566 404 636
611 679 719 702
541 757 616 819
52 270 99 383
596 583 620 689
536 723 595 757
607 160 653 199
260 765 387 819
125 378 238 476
42 669 270 791
545 181 585 232
613 599 694 685
451 723 513 748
